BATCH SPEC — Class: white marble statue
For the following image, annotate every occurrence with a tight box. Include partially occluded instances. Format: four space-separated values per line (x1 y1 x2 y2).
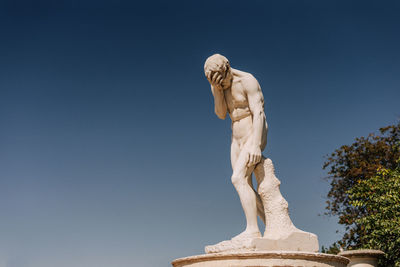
204 54 318 253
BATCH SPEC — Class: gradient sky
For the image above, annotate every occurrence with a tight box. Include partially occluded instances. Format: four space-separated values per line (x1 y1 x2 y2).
0 1 399 267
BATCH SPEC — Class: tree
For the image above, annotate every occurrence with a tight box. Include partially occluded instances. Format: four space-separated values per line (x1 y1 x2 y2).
348 164 400 266
322 122 400 257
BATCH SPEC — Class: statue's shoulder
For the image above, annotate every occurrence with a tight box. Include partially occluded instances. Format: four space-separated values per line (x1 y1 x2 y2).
238 73 259 92
234 69 258 87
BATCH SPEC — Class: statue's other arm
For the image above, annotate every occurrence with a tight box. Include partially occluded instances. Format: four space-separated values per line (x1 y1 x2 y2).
244 76 266 165
211 85 227 120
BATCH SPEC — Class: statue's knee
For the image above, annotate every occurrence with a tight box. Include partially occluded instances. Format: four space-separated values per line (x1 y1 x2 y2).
231 174 244 187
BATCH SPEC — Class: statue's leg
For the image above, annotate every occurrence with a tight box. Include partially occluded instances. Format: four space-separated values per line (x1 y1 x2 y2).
230 145 261 240
204 140 265 253
232 140 265 224
230 139 240 168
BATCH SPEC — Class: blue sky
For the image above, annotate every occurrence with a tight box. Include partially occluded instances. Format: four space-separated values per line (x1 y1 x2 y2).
0 1 399 267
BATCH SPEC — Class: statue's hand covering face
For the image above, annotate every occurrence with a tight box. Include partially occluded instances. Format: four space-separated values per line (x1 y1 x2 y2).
204 54 230 88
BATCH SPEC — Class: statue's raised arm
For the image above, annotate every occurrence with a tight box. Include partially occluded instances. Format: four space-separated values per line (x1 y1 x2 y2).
204 55 228 120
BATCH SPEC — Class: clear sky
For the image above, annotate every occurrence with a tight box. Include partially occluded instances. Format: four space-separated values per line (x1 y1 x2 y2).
0 1 399 267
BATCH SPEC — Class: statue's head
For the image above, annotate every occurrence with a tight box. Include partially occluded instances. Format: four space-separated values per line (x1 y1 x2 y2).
204 54 231 84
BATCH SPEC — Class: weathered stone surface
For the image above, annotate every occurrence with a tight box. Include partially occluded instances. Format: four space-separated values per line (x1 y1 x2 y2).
172 251 349 267
253 231 319 252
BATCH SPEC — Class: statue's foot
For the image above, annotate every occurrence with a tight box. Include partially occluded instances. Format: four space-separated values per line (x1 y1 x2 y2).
231 230 261 241
204 230 260 253
205 237 257 254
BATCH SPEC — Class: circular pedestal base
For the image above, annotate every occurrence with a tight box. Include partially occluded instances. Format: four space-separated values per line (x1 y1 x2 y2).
172 251 349 267
339 249 384 267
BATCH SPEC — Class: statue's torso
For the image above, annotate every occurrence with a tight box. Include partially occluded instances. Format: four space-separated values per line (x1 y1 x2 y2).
224 78 253 142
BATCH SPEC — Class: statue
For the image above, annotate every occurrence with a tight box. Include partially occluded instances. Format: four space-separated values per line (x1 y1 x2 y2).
203 54 319 253
169 55 347 267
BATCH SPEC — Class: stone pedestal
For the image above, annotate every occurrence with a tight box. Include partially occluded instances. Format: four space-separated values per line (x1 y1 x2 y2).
172 251 349 267
338 250 384 267
253 231 319 252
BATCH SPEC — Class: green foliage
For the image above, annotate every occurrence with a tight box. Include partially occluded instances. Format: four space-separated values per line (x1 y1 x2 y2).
323 122 400 248
323 122 400 264
348 164 400 266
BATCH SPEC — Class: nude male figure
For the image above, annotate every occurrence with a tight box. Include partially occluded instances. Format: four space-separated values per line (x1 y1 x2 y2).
204 54 268 240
